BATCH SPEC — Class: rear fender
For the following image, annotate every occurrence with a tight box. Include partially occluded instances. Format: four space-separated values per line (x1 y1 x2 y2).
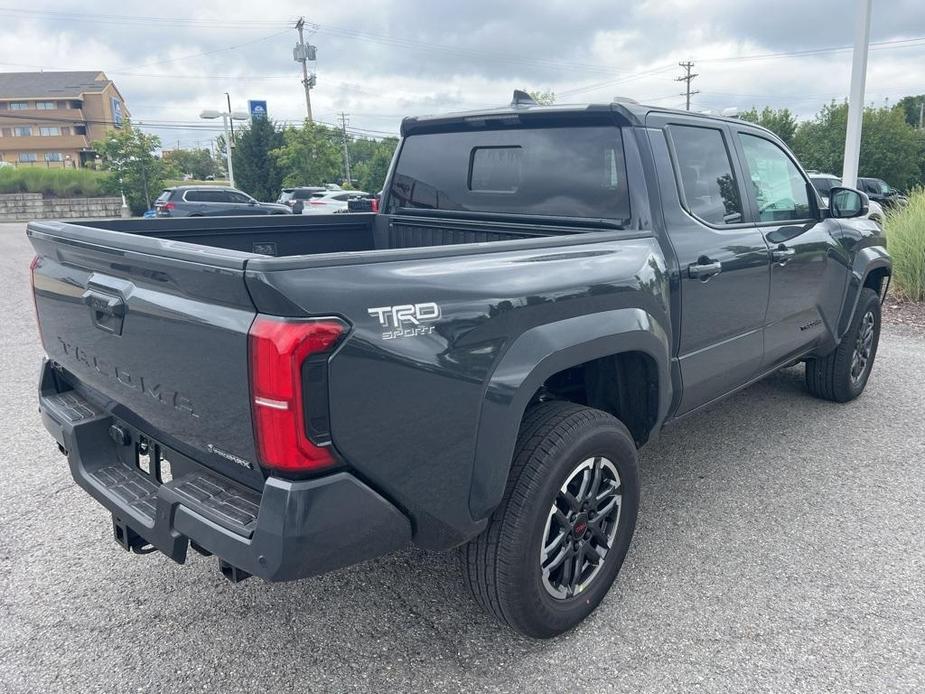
468 308 671 520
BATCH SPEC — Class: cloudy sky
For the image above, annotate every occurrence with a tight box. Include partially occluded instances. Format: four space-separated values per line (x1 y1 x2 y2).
1 1 924 149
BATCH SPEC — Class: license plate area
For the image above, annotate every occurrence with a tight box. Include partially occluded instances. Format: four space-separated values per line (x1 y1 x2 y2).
134 436 173 484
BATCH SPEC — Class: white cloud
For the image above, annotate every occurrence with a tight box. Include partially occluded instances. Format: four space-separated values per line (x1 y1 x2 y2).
1 1 923 147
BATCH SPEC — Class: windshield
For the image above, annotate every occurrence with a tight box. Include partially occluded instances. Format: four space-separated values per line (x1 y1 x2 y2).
810 177 840 195
387 125 630 222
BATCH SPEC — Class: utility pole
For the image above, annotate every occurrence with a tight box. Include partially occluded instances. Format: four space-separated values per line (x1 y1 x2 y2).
676 61 699 111
841 0 872 188
294 18 316 121
225 92 235 147
338 112 351 184
919 100 924 129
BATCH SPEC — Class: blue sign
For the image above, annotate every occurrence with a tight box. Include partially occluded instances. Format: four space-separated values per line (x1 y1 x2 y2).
248 100 268 119
111 98 123 127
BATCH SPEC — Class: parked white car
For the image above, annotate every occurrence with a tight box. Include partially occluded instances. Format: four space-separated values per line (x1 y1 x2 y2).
809 173 884 226
301 190 371 214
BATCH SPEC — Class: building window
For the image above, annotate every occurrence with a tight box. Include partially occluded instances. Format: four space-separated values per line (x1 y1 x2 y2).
9 102 30 110
73 125 87 135
39 127 61 136
13 126 33 137
44 152 64 162
18 152 38 162
36 101 56 110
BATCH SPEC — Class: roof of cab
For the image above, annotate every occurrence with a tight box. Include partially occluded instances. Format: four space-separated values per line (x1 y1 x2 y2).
400 97 759 137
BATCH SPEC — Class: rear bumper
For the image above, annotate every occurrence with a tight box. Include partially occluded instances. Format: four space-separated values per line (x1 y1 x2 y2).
38 360 411 581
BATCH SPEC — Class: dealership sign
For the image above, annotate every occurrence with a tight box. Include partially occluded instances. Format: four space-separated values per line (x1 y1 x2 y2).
248 100 268 119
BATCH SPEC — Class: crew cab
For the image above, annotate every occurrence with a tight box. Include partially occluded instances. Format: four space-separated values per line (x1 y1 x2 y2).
29 92 890 638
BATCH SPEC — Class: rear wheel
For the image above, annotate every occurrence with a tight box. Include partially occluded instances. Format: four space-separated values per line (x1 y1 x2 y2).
461 401 639 638
805 287 881 402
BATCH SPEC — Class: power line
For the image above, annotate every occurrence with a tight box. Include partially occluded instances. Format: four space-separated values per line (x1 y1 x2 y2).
676 61 699 111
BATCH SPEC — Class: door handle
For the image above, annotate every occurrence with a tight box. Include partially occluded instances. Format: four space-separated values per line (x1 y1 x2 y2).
688 259 723 281
772 246 796 265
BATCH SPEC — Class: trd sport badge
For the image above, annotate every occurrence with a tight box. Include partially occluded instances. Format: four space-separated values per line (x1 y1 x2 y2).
367 302 441 340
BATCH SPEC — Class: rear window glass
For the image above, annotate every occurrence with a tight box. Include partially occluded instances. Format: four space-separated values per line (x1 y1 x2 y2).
387 126 630 222
155 190 172 204
670 125 743 225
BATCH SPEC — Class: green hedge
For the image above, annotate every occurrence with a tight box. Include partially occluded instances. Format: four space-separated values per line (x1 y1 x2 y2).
885 189 925 302
0 167 107 198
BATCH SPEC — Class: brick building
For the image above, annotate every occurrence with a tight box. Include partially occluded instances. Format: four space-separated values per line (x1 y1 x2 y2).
0 71 129 168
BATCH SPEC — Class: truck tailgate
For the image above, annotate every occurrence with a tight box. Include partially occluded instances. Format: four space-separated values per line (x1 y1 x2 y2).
28 222 263 488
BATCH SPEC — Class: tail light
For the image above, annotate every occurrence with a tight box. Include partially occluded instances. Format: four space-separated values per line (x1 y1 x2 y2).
159 201 176 214
248 316 346 473
309 199 326 205
371 198 380 213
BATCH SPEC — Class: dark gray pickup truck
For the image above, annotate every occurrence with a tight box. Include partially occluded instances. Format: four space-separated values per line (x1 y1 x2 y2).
29 94 890 638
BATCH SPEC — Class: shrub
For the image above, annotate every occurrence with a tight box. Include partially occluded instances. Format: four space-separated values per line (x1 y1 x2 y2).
0 167 107 198
885 189 925 302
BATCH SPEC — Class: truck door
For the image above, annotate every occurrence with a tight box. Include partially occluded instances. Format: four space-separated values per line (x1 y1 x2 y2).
730 128 847 368
647 116 770 414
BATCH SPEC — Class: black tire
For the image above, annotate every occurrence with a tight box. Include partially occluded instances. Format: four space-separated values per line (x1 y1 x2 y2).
805 287 881 402
461 401 639 638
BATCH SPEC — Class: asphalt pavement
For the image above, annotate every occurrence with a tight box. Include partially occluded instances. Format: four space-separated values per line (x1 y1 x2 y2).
0 222 922 693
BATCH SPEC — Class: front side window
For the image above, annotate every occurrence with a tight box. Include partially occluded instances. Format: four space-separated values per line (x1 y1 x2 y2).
670 125 743 225
738 133 812 223
14 127 32 137
388 124 630 223
227 191 252 204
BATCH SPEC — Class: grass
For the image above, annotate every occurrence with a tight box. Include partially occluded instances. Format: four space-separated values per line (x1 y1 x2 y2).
0 167 107 198
885 188 925 302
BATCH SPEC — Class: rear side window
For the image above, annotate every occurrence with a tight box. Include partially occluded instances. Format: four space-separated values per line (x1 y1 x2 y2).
387 126 630 222
670 125 743 225
738 133 811 223
184 190 212 202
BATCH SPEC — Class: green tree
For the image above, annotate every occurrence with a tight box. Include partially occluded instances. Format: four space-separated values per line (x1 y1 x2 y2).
350 137 398 193
231 117 284 201
163 148 218 180
792 102 922 189
896 94 925 128
271 121 342 187
740 107 798 147
94 123 166 214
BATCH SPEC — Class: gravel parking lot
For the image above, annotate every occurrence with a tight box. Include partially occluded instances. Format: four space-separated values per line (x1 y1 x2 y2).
0 221 922 693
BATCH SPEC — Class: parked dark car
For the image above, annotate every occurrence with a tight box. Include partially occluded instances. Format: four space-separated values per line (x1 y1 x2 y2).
276 186 327 214
154 186 292 217
29 93 890 638
856 177 908 210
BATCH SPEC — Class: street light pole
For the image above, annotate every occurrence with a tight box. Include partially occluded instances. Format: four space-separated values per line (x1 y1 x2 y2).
842 0 872 189
201 108 248 188
221 114 235 188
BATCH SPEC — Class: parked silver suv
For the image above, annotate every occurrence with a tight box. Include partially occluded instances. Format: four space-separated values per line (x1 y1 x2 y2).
154 186 292 217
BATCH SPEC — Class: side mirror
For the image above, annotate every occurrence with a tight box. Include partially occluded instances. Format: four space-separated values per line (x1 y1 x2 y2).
248 199 257 206
829 187 868 219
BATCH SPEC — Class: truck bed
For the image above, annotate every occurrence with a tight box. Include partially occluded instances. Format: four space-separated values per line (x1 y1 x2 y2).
80 212 590 259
